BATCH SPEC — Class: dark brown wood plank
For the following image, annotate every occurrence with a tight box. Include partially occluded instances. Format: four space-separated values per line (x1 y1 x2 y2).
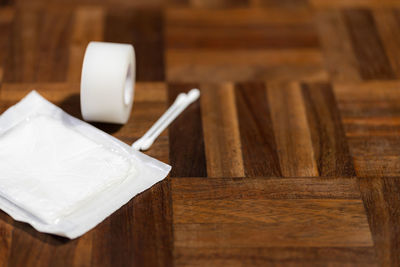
0 0 13 6
0 8 13 83
175 247 378 267
68 6 104 82
235 82 282 177
92 180 173 267
0 212 13 267
311 0 400 9
8 221 77 267
166 8 328 83
316 10 361 81
252 0 309 8
166 8 318 50
172 178 372 249
4 8 72 82
105 8 164 81
167 49 328 83
373 9 400 78
167 0 249 8
168 83 207 177
359 177 400 266
172 177 362 200
343 8 396 80
302 82 356 177
334 81 400 177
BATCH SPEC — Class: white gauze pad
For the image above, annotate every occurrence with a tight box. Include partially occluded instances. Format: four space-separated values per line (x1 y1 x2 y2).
0 91 171 238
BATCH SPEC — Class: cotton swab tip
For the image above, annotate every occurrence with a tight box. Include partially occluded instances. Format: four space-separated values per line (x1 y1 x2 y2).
175 93 188 105
187 89 200 103
140 138 154 151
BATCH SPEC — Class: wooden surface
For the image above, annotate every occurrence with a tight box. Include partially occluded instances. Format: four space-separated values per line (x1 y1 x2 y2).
1 0 400 266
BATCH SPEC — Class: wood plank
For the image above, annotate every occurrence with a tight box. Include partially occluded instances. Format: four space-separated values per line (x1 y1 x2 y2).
0 212 13 267
105 8 164 81
334 81 400 118
175 247 378 267
167 7 314 25
188 0 249 8
0 0 13 6
72 233 92 267
4 8 72 82
311 0 400 8
8 221 78 267
168 83 207 177
167 26 318 50
13 0 162 8
167 49 329 82
200 83 244 177
235 82 282 177
68 6 104 82
92 180 173 267
0 7 13 58
268 82 318 177
359 177 400 266
316 10 361 81
167 7 319 51
302 83 356 177
343 9 396 80
173 199 372 247
250 0 309 8
0 8 13 85
172 177 361 200
374 9 400 78
334 81 400 177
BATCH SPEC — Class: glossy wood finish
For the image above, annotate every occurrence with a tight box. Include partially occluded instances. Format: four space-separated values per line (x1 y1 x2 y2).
1 0 400 266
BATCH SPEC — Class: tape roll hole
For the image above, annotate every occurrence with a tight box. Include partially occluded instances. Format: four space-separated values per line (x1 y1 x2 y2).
124 64 133 106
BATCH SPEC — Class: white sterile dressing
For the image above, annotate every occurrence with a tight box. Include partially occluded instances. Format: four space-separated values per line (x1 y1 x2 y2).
0 91 171 238
0 115 134 224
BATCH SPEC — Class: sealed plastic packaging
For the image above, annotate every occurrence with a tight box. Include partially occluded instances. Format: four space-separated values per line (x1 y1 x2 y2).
0 91 171 238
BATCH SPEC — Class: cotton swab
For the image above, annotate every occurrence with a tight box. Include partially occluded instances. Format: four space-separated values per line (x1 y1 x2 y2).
132 92 186 150
132 88 200 151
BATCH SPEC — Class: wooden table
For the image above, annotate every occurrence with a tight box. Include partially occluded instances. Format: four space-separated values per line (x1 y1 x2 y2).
0 0 400 266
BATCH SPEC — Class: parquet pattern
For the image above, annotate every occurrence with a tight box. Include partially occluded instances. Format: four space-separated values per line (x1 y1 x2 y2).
1 0 400 266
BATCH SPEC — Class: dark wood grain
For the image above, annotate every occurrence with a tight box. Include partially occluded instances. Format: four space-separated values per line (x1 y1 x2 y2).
172 177 362 200
168 83 207 177
0 8 13 83
316 10 361 81
167 0 249 8
344 9 396 80
374 9 400 78
0 0 13 6
4 8 72 82
105 8 164 81
92 180 173 267
359 177 400 266
302 82 356 177
235 82 282 177
174 247 378 267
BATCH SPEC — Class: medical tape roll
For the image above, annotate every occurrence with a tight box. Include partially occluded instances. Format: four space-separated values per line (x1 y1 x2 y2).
81 42 135 124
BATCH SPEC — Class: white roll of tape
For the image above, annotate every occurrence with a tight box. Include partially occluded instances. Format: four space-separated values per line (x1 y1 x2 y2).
80 41 135 124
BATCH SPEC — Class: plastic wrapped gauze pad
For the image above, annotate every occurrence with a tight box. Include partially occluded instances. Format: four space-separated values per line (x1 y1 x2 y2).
0 91 171 239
